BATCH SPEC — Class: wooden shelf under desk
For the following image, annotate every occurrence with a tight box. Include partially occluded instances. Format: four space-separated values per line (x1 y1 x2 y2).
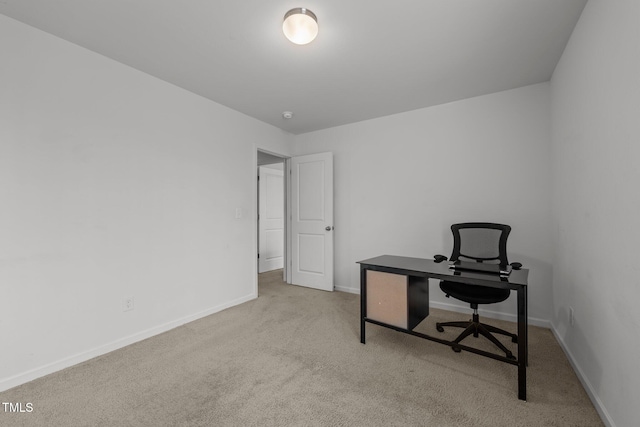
366 270 429 331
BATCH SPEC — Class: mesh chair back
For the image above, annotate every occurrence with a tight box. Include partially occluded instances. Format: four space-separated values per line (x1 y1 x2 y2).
451 223 510 266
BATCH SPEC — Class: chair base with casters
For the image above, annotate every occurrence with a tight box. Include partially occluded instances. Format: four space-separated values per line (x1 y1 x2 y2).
436 305 518 359
436 280 518 359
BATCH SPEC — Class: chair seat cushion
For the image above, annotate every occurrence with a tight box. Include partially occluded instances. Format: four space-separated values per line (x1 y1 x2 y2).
440 281 510 305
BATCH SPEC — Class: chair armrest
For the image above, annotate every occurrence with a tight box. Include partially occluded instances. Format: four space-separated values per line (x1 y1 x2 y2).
434 255 448 263
510 262 523 270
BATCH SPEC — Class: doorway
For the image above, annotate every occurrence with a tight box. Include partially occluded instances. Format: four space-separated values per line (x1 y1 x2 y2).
255 149 334 294
257 150 287 291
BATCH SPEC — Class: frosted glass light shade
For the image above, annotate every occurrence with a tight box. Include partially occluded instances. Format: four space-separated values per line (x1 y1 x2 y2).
283 8 318 45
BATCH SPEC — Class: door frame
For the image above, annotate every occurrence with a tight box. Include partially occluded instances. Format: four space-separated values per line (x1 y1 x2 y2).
254 148 289 296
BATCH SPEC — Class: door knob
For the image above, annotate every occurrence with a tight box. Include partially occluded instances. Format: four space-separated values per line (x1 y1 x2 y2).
325 226 333 231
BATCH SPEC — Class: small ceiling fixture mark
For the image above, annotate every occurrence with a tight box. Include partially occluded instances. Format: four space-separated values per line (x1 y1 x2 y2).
282 111 294 119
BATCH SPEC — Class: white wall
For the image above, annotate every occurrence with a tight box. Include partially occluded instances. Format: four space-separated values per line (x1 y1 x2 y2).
0 15 292 390
6 6 635 424
550 1 640 426
293 83 554 325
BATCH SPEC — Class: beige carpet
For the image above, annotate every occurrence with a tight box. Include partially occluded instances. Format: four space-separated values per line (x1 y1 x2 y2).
0 270 603 426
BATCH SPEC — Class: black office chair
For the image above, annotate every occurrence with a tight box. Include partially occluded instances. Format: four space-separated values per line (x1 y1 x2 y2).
434 223 521 359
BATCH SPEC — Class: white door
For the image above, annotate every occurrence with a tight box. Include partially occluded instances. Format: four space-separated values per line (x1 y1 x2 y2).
290 152 334 291
258 166 284 273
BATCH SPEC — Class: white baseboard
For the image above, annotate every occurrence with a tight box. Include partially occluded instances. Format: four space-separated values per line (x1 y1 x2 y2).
335 285 359 294
550 326 615 427
2 286 614 427
338 286 551 329
429 300 551 329
0 293 257 393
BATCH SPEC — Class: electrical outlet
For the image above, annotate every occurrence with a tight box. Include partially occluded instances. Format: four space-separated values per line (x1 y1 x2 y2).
122 296 135 312
569 306 575 326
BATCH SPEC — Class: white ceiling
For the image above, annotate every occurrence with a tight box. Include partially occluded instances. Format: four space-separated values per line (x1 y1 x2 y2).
0 0 587 135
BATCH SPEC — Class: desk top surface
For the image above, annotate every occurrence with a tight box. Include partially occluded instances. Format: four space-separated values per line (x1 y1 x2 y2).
358 255 529 287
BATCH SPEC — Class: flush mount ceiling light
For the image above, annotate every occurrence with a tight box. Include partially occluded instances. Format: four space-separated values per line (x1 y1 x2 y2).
282 8 318 45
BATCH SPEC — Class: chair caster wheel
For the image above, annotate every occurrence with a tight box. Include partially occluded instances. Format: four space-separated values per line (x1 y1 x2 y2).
506 352 516 360
512 336 518 343
436 325 444 333
452 345 462 353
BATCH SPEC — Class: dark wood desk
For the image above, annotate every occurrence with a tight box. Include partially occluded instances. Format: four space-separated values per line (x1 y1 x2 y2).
358 255 529 401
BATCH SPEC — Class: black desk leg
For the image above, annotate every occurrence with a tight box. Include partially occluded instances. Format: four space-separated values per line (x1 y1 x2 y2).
517 285 528 401
360 266 367 344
